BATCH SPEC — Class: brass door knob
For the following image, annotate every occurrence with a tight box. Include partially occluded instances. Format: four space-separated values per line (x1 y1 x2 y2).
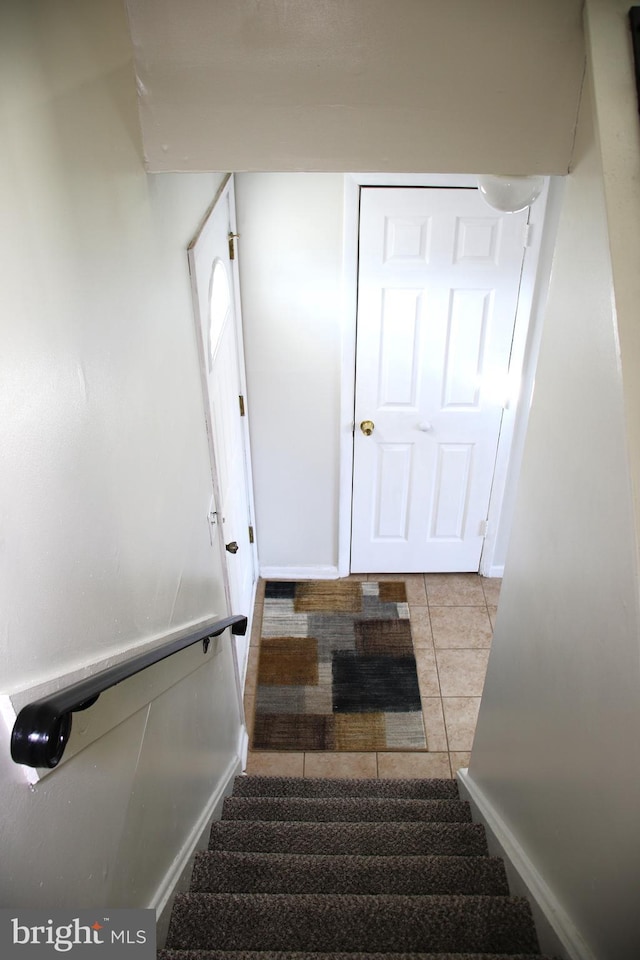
360 420 375 436
225 541 239 554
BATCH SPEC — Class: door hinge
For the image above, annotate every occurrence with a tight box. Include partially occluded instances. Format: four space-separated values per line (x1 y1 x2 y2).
228 233 240 260
248 525 254 544
239 395 246 417
479 519 489 538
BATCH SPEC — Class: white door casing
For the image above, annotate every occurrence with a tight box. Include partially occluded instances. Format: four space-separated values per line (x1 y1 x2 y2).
351 187 528 573
188 175 257 688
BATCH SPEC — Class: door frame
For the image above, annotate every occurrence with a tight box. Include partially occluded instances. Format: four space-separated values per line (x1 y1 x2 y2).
338 173 554 578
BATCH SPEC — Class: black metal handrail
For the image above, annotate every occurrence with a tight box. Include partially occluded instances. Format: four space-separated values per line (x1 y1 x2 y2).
10 613 247 770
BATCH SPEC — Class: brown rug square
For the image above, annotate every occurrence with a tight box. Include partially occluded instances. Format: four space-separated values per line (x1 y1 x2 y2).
258 636 319 686
292 580 363 613
252 579 426 751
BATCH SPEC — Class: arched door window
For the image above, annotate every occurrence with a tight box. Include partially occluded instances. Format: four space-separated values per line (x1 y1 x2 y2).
208 258 231 368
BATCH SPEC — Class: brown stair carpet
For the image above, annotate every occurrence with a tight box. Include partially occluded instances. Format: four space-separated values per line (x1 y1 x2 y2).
221 797 473 823
160 776 557 960
231 776 460 799
160 955 552 960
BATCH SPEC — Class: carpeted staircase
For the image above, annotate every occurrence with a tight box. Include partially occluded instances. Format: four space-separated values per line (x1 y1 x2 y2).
159 775 555 960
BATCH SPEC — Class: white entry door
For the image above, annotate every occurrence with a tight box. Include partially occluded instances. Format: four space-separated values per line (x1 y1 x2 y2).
188 175 257 684
351 187 528 573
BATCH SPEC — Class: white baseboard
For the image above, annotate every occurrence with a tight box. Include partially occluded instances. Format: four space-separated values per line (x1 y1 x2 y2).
238 724 249 771
259 565 340 580
153 752 242 945
486 564 505 578
457 769 596 960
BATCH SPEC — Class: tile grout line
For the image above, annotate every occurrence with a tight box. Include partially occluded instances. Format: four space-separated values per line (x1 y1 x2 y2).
421 575 454 777
409 574 453 779
422 579 454 778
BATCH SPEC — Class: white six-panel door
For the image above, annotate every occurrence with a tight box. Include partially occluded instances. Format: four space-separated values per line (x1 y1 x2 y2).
351 187 528 573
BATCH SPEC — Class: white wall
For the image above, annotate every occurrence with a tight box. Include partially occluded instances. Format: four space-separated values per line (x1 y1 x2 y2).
126 0 584 175
587 0 640 555
0 0 241 911
235 174 345 575
466 5 640 955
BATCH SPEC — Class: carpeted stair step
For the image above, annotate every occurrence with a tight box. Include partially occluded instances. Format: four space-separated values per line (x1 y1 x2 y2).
190 850 509 895
208 819 489 857
231 775 459 800
164 893 540 954
159 953 556 960
222 796 471 823
162 776 549 958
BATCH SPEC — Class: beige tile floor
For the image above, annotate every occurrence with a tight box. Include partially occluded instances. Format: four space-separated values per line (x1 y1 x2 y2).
243 573 500 780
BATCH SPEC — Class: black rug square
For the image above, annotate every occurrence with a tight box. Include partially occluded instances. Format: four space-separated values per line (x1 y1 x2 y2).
264 581 297 599
332 651 422 714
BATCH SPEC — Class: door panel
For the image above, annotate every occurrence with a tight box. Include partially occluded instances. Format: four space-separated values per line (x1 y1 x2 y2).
188 175 256 685
432 443 474 539
375 442 413 539
351 187 527 573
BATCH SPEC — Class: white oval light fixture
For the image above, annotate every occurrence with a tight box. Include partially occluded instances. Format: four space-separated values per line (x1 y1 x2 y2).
477 174 544 213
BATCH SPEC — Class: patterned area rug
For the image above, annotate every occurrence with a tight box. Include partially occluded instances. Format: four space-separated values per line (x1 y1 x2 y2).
252 580 426 751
